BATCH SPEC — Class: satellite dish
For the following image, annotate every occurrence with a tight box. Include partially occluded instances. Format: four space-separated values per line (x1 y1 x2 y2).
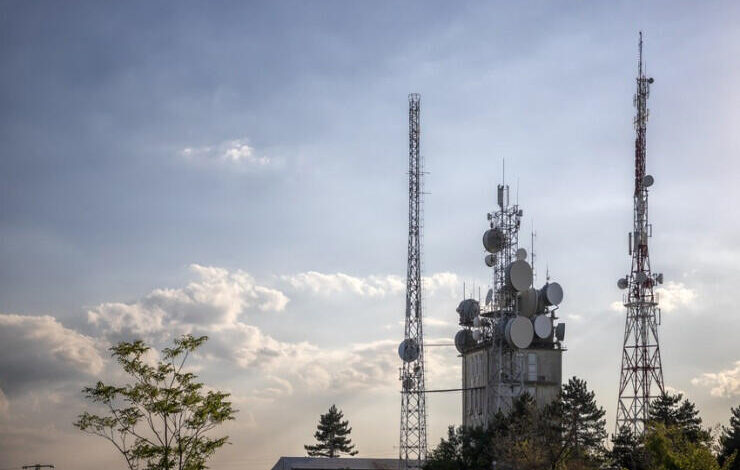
485 288 494 306
636 272 648 284
485 254 496 267
517 288 538 318
540 282 563 306
643 175 654 188
454 329 475 354
533 314 552 339
398 338 419 362
472 329 482 341
483 228 506 253
506 260 533 292
555 323 566 342
617 278 628 290
505 316 533 349
402 377 415 391
456 298 480 326
515 248 527 261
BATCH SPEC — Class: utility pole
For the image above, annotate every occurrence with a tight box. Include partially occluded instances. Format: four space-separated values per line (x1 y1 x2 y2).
615 32 665 435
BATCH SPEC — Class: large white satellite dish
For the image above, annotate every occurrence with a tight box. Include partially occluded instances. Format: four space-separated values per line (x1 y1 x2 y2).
617 278 628 290
456 298 480 326
454 329 475 353
540 282 563 306
398 338 419 363
485 254 496 267
506 260 533 292
483 228 506 253
505 316 534 349
533 314 552 339
517 287 538 317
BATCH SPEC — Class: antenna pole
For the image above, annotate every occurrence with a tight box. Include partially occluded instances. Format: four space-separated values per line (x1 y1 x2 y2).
616 33 665 436
399 93 427 469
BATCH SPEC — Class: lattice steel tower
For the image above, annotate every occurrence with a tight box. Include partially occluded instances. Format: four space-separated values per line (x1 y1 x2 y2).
398 93 427 469
616 33 665 435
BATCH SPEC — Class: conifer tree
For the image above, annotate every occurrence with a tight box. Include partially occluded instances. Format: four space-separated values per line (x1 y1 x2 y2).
609 426 646 470
305 405 358 458
719 405 740 470
649 392 710 444
561 376 607 460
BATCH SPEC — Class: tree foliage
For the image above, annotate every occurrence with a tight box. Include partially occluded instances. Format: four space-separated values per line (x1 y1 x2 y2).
304 404 358 458
74 335 236 470
719 405 740 470
649 393 710 445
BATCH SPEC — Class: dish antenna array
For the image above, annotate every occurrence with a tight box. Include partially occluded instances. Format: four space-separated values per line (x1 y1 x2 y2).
615 33 665 435
398 93 427 469
455 181 565 413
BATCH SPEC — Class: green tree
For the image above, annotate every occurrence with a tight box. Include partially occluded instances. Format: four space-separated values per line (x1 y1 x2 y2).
719 405 740 470
74 335 236 470
609 426 647 470
643 423 725 470
649 393 710 445
560 377 607 462
425 425 495 470
304 405 358 457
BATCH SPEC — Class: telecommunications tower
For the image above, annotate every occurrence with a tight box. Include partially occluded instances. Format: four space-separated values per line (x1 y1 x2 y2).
615 33 665 435
398 93 427 469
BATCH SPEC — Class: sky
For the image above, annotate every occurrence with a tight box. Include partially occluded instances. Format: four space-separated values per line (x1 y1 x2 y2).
1 1 740 469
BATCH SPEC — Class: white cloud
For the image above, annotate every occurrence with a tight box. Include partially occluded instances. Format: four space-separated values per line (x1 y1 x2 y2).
0 314 104 394
281 271 459 298
691 361 740 398
656 281 697 313
180 138 271 167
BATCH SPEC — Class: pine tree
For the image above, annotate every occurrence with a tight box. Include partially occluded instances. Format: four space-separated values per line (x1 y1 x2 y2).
609 426 646 470
719 405 740 470
561 377 607 460
649 392 710 444
304 405 358 458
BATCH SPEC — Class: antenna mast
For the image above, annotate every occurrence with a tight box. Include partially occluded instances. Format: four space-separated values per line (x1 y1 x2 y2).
616 32 665 435
398 93 427 469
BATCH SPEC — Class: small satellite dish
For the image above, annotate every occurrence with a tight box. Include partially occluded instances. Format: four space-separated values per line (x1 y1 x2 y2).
517 288 538 318
515 248 527 261
533 314 552 339
454 329 475 354
485 254 496 267
485 288 493 306
506 260 533 292
643 175 654 188
483 228 506 253
636 272 648 284
540 282 563 306
398 338 419 363
555 323 566 342
505 316 534 349
617 278 628 290
656 273 664 284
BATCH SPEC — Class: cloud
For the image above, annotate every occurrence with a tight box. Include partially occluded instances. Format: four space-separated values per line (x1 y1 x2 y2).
656 281 697 313
691 361 740 398
0 314 104 395
181 138 271 167
281 271 459 298
88 264 289 338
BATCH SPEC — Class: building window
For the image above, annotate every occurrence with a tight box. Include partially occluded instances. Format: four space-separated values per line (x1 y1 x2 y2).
527 353 538 382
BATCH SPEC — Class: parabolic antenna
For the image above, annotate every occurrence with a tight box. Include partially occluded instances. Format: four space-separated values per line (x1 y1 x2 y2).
533 314 552 339
454 329 476 354
515 248 527 261
517 287 538 317
555 323 566 342
472 329 482 341
506 260 533 292
656 273 664 284
540 282 563 306
483 228 506 253
617 278 628 290
398 338 419 363
485 254 496 267
643 174 654 188
485 288 494 306
456 298 480 326
505 316 534 349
